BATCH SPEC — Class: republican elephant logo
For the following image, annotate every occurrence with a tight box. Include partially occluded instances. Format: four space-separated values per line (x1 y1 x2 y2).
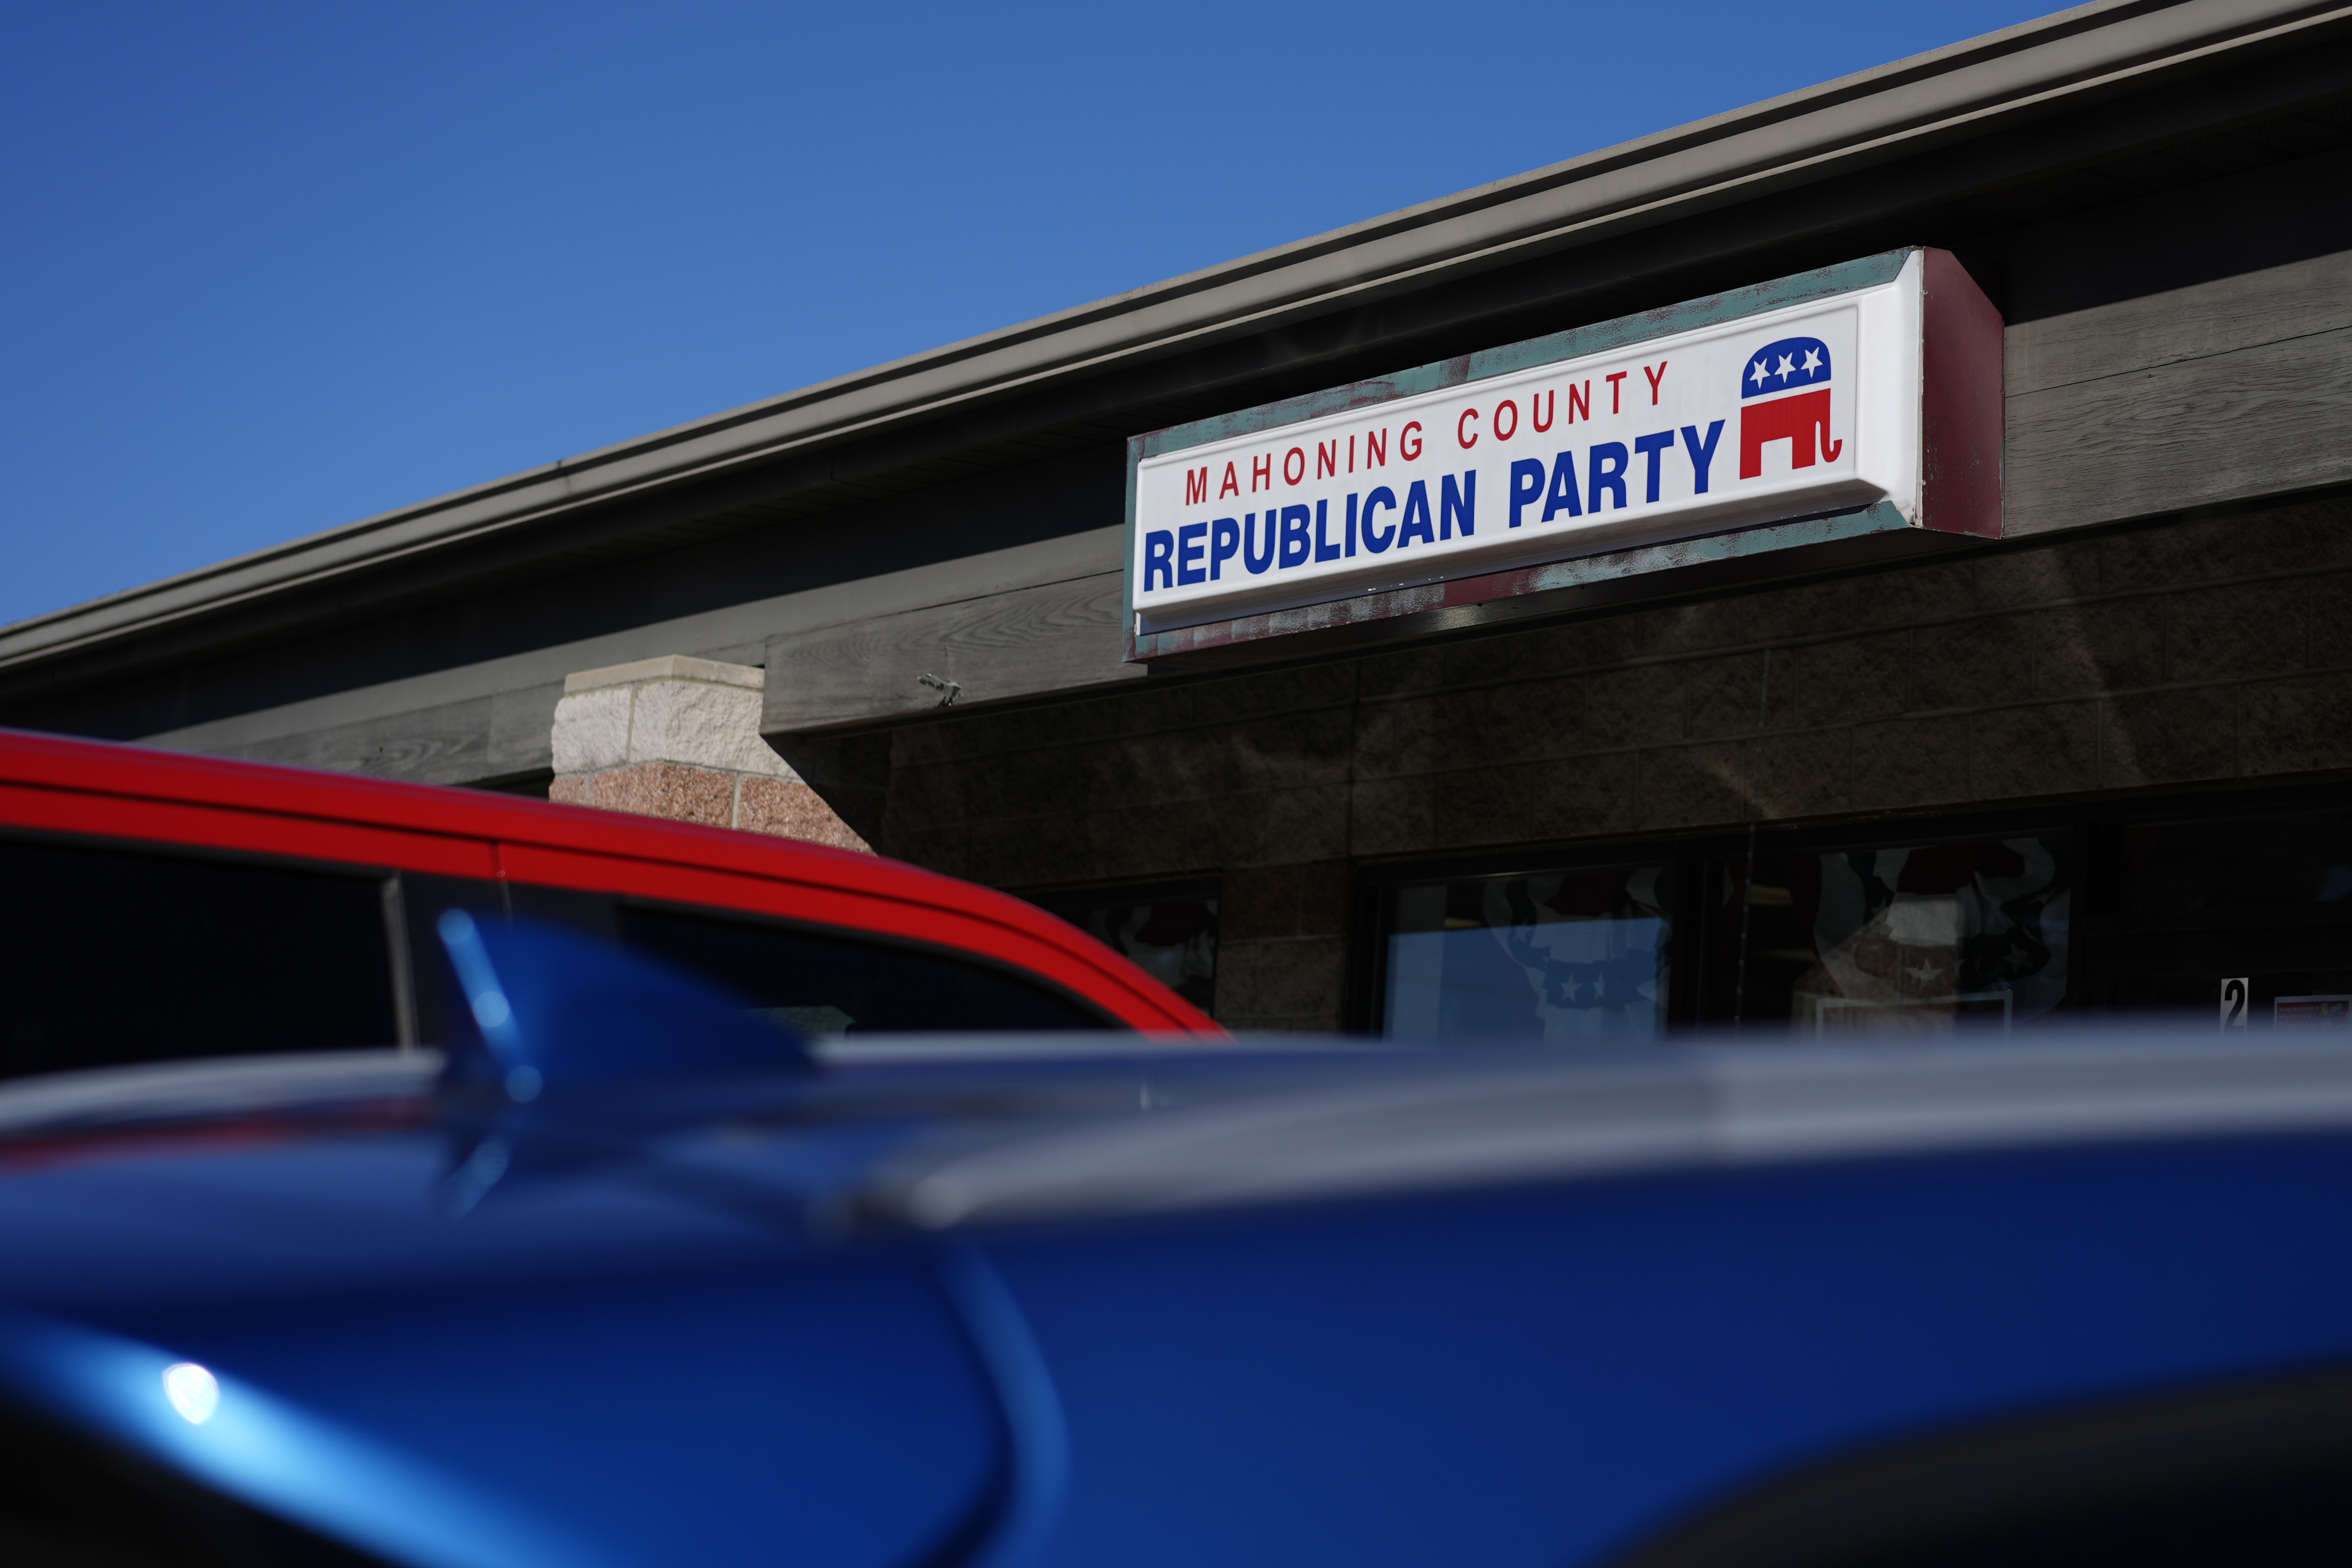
1738 335 1843 479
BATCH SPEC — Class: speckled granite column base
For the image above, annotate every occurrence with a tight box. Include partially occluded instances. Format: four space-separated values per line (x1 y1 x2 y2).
550 762 871 851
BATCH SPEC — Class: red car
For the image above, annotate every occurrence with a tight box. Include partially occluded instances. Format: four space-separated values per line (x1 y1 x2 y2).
0 727 1217 1078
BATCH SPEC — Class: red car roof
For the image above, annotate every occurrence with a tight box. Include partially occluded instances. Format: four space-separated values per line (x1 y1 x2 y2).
0 727 1220 1034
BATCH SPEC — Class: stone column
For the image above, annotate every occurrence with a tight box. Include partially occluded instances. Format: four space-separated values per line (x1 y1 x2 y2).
548 656 869 853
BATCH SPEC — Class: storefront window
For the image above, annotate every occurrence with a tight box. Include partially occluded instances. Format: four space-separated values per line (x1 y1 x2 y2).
2104 810 2352 1029
1382 866 1671 1041
1360 803 2352 1038
1704 832 2073 1035
1031 883 1219 1013
2118 811 2352 917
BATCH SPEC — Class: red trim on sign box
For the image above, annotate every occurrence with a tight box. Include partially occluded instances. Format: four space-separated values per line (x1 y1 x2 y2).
1921 249 2006 539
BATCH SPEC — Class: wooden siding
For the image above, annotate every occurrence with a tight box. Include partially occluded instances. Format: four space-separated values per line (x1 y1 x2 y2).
109 241 2352 788
2005 250 2352 536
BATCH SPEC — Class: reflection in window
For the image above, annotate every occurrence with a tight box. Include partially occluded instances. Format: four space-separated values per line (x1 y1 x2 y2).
1708 834 2072 1035
614 907 1108 1034
1384 866 1670 1041
0 837 399 1078
2119 811 2352 917
1030 885 1218 1013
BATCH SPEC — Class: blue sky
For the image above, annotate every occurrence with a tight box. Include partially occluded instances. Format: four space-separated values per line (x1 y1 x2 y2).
0 0 2055 628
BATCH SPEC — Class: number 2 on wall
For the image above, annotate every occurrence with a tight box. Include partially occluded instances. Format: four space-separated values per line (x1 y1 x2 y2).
2221 977 2250 1031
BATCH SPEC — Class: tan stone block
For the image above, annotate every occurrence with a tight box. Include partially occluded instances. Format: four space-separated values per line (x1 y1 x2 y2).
629 678 790 774
1915 614 2032 712
2167 581 2310 683
1786 633 1908 726
1183 665 1351 726
1757 726 1853 819
1356 646 1447 698
2100 517 2240 593
1221 861 1349 941
1352 693 1445 779
884 762 970 833
2240 670 2352 777
2314 573 2352 671
1234 709 1354 788
1484 676 1582 761
1685 651 1793 741
1252 786 1348 866
549 686 633 774
1221 866 1303 941
1633 741 1753 831
1521 753 1638 841
564 654 762 693
1848 715 1971 811
2100 684 2236 787
1520 612 1649 673
1432 764 1531 849
884 825 969 879
1294 860 1352 936
2034 601 2163 698
551 654 799 790
1647 584 1808 655
1214 937 1344 1022
1583 661 1686 748
1349 776 1435 856
1973 543 2098 610
970 815 1087 887
2236 497 2352 576
1972 701 2099 800
1441 633 1530 688
1858 556 1976 632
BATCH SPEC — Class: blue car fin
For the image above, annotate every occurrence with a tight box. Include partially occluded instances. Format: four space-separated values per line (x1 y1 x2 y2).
433 910 810 1101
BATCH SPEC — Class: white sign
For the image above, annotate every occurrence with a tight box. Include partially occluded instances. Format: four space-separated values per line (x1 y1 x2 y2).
1131 251 1928 631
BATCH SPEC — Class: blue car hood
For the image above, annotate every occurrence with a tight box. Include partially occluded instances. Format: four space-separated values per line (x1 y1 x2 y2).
4 1036 2352 1568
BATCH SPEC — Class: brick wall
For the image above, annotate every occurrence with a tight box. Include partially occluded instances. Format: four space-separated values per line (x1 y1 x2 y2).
863 496 2352 1032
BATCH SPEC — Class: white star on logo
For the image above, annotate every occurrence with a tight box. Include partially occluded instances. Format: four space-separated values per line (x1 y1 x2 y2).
1775 353 1796 380
1800 348 1823 375
1749 359 1768 388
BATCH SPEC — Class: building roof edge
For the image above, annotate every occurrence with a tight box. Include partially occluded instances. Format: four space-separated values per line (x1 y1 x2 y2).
3 0 2341 675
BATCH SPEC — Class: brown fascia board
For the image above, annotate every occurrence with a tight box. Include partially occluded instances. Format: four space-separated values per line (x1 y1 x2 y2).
2 0 2346 679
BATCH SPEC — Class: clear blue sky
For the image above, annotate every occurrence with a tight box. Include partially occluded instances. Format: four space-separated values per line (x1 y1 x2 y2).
0 0 2056 629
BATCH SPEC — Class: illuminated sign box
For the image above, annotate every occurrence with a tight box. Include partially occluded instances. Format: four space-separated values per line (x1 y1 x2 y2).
1124 248 2001 661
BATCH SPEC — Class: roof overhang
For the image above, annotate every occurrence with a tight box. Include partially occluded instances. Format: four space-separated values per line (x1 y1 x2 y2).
4 0 2349 691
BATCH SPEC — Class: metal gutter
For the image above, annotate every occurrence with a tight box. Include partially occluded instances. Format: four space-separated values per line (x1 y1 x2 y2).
3 0 2343 676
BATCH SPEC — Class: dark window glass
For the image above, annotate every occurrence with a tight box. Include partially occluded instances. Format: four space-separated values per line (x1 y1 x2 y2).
2118 811 2352 919
2096 820 2352 1028
1704 832 2074 1036
0 837 399 1079
1029 884 1217 1012
615 906 1110 1035
2102 940 2352 1030
395 873 514 1046
1382 865 1672 1041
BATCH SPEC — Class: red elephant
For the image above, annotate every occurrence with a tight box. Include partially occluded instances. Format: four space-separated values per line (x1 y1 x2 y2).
1738 388 1843 478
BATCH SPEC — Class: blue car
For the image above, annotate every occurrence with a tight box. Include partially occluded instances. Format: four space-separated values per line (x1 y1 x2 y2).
1 917 2348 1567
